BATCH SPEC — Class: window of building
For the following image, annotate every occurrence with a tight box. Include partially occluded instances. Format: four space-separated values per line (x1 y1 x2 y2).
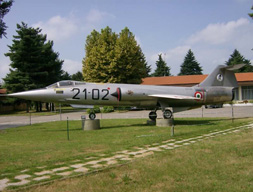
233 88 239 100
242 86 253 100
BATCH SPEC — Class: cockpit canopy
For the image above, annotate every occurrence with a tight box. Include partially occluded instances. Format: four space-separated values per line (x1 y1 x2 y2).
46 81 86 88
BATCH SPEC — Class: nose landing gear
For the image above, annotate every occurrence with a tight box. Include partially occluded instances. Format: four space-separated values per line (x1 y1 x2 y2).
89 112 96 120
149 111 157 120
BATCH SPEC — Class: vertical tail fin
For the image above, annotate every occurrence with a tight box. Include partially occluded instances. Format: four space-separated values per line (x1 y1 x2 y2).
199 64 245 87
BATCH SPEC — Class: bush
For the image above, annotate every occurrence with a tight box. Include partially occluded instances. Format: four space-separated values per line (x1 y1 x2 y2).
86 106 101 114
102 106 114 113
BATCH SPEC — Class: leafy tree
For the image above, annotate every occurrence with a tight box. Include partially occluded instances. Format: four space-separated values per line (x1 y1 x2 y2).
225 49 253 72
71 71 84 81
0 0 13 38
4 22 63 93
83 27 117 83
152 54 171 76
249 5 253 19
178 49 202 75
112 27 148 83
83 26 149 84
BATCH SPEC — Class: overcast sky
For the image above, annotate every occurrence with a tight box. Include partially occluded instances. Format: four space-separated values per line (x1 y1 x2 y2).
1 0 253 82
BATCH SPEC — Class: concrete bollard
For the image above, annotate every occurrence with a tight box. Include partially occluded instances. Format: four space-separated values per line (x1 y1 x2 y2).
156 118 174 127
81 115 86 129
147 120 156 125
83 119 100 131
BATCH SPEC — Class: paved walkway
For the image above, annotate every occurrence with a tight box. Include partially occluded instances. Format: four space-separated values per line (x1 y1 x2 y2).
1 122 252 191
1 106 253 130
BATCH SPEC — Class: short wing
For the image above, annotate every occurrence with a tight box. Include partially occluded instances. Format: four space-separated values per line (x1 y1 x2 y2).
148 94 196 100
70 104 94 109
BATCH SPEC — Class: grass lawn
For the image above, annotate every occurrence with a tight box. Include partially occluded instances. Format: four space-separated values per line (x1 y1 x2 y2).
0 117 252 191
29 123 253 192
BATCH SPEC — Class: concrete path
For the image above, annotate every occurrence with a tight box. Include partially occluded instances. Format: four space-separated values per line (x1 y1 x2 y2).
1 122 252 191
1 105 253 130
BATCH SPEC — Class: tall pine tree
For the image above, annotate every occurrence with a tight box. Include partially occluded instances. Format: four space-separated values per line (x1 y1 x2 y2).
0 0 13 38
152 54 171 77
178 49 202 75
4 22 64 93
71 71 84 81
83 27 150 84
249 5 253 19
225 49 253 72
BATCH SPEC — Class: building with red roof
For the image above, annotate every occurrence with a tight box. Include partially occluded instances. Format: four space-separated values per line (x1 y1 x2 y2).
142 73 253 101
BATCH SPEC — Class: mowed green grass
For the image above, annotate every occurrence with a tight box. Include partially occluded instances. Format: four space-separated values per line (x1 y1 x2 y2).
29 124 253 192
0 118 252 190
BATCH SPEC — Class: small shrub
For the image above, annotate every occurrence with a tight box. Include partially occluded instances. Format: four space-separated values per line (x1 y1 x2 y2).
102 106 114 113
86 106 101 114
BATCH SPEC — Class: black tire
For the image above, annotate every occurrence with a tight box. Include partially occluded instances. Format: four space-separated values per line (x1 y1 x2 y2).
163 109 173 119
89 113 96 120
149 111 157 120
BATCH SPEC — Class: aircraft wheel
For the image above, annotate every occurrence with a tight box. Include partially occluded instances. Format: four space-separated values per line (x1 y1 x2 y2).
149 111 157 120
89 113 96 120
163 109 173 119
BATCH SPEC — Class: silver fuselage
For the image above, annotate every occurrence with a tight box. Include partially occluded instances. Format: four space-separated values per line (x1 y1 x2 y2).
9 81 233 109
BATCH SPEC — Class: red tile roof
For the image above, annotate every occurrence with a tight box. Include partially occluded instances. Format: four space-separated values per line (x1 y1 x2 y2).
235 73 253 82
0 89 7 94
142 73 253 86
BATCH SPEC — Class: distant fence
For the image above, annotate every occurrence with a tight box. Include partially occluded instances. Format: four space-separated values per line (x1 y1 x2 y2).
0 103 27 112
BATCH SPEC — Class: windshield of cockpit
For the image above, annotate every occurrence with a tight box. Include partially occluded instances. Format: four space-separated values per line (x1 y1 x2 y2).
46 81 86 88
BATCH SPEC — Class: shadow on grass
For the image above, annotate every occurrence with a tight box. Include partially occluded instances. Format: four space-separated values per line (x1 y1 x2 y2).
174 118 225 126
101 123 149 129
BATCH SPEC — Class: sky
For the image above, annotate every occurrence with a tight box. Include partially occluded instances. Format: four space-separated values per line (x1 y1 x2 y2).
0 0 253 83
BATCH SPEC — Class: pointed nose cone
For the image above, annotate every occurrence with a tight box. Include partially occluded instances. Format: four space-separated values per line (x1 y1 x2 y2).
9 89 51 102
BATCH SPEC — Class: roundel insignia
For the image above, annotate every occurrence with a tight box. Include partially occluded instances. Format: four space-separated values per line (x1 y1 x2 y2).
217 74 223 82
194 91 203 100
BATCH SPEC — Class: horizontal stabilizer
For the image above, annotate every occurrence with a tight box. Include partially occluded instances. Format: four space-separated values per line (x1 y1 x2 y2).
224 63 245 71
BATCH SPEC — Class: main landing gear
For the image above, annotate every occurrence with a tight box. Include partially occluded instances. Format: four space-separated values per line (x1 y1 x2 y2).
149 109 173 120
163 109 173 119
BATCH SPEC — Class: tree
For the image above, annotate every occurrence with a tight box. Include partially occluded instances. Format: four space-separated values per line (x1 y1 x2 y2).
0 0 13 38
249 5 253 19
83 26 149 84
71 71 84 81
112 27 148 83
4 22 64 112
152 54 171 76
225 49 253 72
178 49 202 75
83 27 117 83
4 22 63 93
61 71 71 80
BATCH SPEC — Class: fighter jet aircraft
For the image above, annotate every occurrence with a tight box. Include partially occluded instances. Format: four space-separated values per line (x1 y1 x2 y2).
7 64 244 120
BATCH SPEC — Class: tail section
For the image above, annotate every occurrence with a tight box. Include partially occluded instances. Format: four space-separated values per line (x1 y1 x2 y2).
199 64 245 87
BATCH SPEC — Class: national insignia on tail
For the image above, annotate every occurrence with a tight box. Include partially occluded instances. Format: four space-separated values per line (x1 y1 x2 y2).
194 91 203 100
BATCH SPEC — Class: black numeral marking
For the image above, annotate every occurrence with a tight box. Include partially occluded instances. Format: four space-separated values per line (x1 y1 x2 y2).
102 89 109 100
72 88 80 99
92 89 99 100
72 88 110 101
